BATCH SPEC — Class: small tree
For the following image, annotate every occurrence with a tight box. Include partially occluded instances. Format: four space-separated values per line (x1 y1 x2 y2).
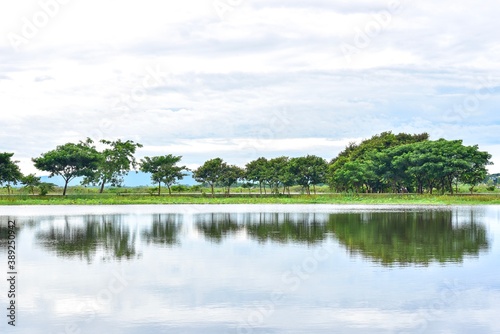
84 139 143 193
21 174 41 195
39 182 56 196
0 152 23 195
241 182 254 194
245 157 269 194
193 158 225 196
32 139 102 196
140 155 187 195
289 155 328 194
220 164 244 195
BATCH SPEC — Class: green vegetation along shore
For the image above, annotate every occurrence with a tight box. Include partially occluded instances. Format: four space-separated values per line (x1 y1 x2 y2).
2 193 500 206
1 132 497 198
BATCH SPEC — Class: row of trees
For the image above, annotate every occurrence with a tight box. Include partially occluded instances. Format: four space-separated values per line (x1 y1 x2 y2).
1 139 144 196
329 132 492 194
0 132 493 196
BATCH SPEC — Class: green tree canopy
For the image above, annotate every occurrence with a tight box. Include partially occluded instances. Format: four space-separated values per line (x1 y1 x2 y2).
289 155 328 194
245 157 269 194
0 152 23 194
266 156 294 194
140 154 187 195
219 164 244 194
328 132 492 194
193 158 225 196
32 139 102 195
84 139 143 193
21 173 41 195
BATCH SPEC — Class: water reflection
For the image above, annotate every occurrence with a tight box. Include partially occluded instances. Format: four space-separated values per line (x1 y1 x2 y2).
245 213 329 245
327 211 489 265
36 215 137 262
0 206 497 333
194 210 489 265
142 214 182 246
2 209 491 266
195 213 242 243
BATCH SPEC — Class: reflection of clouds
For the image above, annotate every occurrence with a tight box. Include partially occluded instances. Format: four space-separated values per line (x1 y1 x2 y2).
2 205 500 333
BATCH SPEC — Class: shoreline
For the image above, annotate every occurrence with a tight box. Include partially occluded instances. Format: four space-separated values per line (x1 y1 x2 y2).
1 194 500 206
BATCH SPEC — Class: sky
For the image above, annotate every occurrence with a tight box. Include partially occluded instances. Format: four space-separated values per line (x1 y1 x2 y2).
1 0 500 176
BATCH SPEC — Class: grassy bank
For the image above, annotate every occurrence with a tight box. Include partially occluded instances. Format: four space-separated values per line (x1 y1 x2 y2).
1 193 500 205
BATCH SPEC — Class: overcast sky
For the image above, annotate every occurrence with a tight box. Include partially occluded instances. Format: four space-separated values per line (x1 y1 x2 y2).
1 0 500 175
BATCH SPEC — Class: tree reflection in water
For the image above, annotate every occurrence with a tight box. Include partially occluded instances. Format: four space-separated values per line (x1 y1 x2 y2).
195 213 242 243
142 214 183 247
327 211 489 266
194 210 489 265
2 209 491 266
36 215 137 262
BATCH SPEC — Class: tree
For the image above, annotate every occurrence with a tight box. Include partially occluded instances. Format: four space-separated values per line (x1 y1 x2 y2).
219 164 244 194
460 145 492 194
329 160 375 193
84 139 143 193
193 158 225 196
289 155 328 194
21 174 41 195
39 182 56 196
245 157 269 194
32 139 102 196
140 155 187 195
0 152 23 195
241 182 255 194
266 156 292 194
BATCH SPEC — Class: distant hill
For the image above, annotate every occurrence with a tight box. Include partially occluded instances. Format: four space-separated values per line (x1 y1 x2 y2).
40 171 197 188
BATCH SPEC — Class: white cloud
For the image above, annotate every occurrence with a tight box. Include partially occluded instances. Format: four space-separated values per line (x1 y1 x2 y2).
1 0 500 174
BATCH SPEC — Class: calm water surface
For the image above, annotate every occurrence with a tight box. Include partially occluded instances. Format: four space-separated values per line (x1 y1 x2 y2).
1 204 499 334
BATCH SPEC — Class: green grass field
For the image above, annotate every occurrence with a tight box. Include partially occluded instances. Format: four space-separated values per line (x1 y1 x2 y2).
1 193 500 206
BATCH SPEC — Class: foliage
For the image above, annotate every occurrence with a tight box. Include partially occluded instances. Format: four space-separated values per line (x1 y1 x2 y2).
328 133 492 194
84 139 142 193
39 182 57 196
21 173 41 195
193 158 226 196
289 155 328 194
265 156 294 194
32 138 102 195
5 193 500 205
245 157 269 194
219 164 245 194
0 152 23 194
140 155 187 195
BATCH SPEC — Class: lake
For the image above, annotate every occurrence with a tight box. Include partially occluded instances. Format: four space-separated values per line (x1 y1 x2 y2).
1 204 499 334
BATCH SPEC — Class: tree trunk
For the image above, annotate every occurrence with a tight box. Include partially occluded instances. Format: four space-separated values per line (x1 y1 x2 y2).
167 184 171 195
63 179 69 196
264 185 267 194
158 181 161 195
211 184 214 197
99 178 106 194
259 182 262 194
313 184 316 194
